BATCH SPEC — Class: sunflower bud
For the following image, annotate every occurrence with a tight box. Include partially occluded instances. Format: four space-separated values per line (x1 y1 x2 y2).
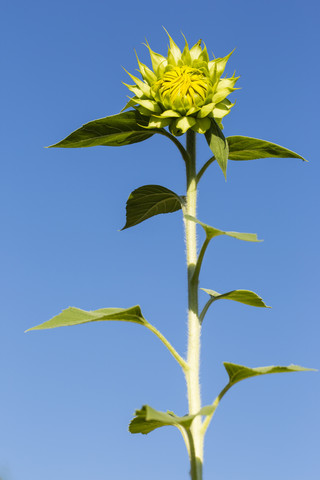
123 30 239 136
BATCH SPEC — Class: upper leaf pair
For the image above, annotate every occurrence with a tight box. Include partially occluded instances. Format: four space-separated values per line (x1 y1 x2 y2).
205 118 306 179
50 110 306 181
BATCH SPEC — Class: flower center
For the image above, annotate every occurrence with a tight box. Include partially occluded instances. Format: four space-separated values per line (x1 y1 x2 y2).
156 66 209 108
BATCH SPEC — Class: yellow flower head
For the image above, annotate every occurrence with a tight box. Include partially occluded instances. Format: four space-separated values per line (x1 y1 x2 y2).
123 30 239 136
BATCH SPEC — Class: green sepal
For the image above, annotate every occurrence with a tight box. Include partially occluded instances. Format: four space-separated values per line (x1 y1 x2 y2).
121 96 138 112
134 50 157 85
122 185 184 230
164 27 182 66
122 83 143 98
48 111 163 148
205 118 229 178
201 288 270 308
132 98 162 114
208 49 235 84
227 136 307 161
170 116 196 135
160 110 181 118
147 116 171 129
197 103 215 118
185 215 261 242
122 68 151 97
192 117 211 134
224 362 316 387
189 40 202 63
129 404 215 435
212 99 234 119
211 77 239 104
25 305 146 332
144 40 168 77
181 33 191 64
198 42 209 63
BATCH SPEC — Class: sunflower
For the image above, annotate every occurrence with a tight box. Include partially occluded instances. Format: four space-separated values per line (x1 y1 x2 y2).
123 30 239 136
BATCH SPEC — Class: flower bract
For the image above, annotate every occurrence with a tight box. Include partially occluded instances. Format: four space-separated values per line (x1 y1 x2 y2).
123 30 239 136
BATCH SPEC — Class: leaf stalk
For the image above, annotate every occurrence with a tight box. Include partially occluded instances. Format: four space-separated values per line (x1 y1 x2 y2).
196 156 216 183
144 321 189 371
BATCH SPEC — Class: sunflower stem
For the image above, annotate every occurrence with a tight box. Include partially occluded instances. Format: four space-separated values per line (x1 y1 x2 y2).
184 130 203 480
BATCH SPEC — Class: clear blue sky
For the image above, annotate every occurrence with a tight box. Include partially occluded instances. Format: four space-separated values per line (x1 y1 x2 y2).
1 1 319 479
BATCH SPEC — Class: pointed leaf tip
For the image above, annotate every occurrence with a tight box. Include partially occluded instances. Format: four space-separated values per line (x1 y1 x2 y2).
223 362 316 386
48 111 162 149
202 288 271 308
227 136 307 162
26 305 146 331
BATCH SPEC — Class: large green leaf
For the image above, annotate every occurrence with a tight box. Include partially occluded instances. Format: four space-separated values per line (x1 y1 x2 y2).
122 185 184 230
185 215 261 242
26 305 146 332
227 136 306 161
224 362 315 386
48 111 162 148
205 118 229 178
129 404 215 435
201 288 270 308
202 362 316 431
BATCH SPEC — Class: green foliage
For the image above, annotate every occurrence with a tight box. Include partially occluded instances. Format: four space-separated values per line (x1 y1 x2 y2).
122 185 184 229
28 31 313 480
202 362 316 434
185 215 261 242
205 118 229 178
26 305 146 331
201 288 270 308
227 136 306 161
48 111 163 148
129 404 215 435
223 362 315 386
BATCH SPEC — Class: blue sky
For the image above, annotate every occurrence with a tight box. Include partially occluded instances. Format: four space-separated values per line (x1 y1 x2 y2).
1 0 319 479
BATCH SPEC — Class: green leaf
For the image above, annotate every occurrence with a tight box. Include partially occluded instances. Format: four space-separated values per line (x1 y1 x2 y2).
201 288 270 308
48 111 163 148
224 362 316 387
205 118 229 178
129 404 215 435
26 305 146 332
185 215 261 242
122 185 184 230
227 136 306 161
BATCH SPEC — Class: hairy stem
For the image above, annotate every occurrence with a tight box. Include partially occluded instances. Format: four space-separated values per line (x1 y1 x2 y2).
184 130 203 480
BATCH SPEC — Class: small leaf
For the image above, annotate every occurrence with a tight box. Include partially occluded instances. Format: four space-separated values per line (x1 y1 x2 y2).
129 404 215 435
185 215 261 242
201 288 270 308
122 185 184 230
224 362 316 386
49 111 163 148
205 118 229 178
26 305 146 332
227 136 306 161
